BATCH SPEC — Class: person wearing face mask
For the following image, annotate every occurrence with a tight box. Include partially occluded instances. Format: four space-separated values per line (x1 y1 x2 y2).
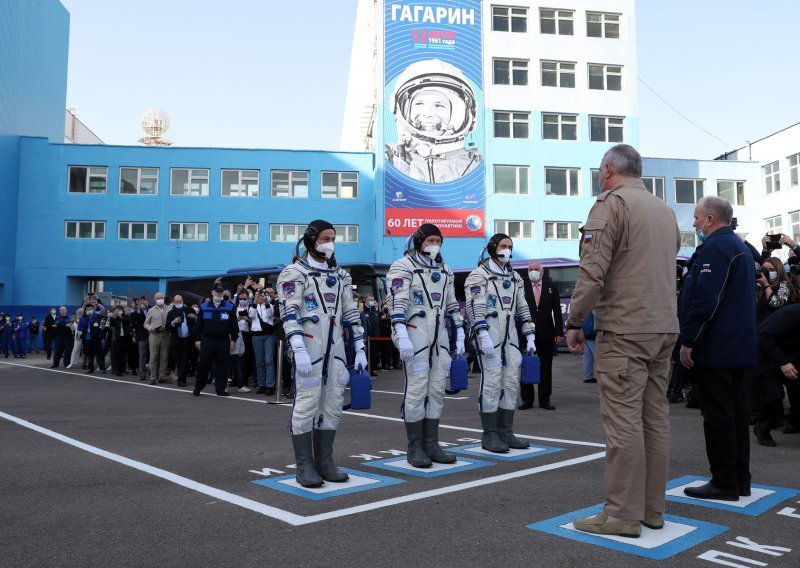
361 294 382 377
50 307 73 368
518 260 563 411
387 223 465 468
193 281 240 397
66 308 84 369
277 219 368 487
131 299 150 380
465 233 535 453
77 304 107 374
143 292 172 385
43 307 57 360
756 256 797 315
166 295 196 387
248 288 277 395
28 316 40 354
12 313 30 358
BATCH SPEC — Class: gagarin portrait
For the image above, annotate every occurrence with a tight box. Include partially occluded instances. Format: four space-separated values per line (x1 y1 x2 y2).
385 58 482 184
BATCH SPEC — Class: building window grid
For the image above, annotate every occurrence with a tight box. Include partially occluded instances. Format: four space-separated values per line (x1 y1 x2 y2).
680 231 698 248
494 165 529 195
221 169 260 197
675 178 705 204
765 215 782 236
542 113 578 141
642 177 665 200
270 224 306 242
590 169 602 197
788 153 799 187
271 170 309 198
587 12 620 38
120 167 159 195
332 225 359 243
493 58 528 86
545 167 580 196
716 180 745 206
170 168 210 196
220 223 259 242
169 222 208 241
588 64 623 91
495 219 534 240
789 210 800 242
118 221 157 240
321 171 358 199
589 115 624 142
539 8 574 35
65 221 105 239
492 6 527 33
68 166 108 194
541 60 576 88
494 111 530 139
763 161 780 194
544 221 581 240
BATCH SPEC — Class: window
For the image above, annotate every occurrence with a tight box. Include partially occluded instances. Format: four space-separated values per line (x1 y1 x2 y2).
540 8 573 35
591 168 602 197
765 215 783 238
588 64 622 91
642 177 665 200
763 161 780 194
220 223 258 242
270 224 306 242
587 12 620 38
222 169 260 197
495 219 534 239
492 6 527 32
680 231 698 248
590 116 624 142
170 168 209 196
675 179 704 204
120 167 158 195
493 58 528 85
494 165 529 194
494 111 529 138
541 60 575 88
271 170 309 198
169 222 208 241
321 172 358 198
545 168 579 196
717 180 745 206
65 221 105 239
789 210 800 242
544 221 581 240
332 224 359 243
118 222 157 240
790 153 799 187
542 113 578 141
68 166 107 193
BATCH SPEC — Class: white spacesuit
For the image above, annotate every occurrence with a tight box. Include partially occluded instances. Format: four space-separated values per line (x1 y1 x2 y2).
385 58 482 184
465 233 535 453
278 220 367 487
387 224 465 467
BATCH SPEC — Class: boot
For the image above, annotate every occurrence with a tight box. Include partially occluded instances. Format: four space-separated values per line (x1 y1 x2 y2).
423 418 457 463
497 408 529 449
480 412 509 453
313 429 349 482
405 420 432 468
291 432 324 488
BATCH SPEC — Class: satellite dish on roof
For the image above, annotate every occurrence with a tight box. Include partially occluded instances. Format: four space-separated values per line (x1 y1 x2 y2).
139 109 172 146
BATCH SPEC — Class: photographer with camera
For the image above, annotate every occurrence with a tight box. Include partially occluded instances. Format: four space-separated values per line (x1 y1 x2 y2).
248 286 276 395
756 256 797 314
760 233 800 262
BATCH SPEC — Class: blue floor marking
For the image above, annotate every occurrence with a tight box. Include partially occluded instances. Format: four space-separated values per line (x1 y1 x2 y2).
665 475 800 516
449 442 564 461
252 468 404 500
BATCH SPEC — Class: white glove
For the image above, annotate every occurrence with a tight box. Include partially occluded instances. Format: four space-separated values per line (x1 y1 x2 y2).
289 335 314 378
478 330 495 356
526 335 537 354
354 350 368 370
394 324 415 362
455 327 465 356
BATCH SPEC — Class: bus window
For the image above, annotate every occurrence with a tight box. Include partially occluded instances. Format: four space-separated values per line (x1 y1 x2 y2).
546 266 579 298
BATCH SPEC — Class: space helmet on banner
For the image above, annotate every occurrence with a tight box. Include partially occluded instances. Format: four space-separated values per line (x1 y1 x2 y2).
390 59 477 148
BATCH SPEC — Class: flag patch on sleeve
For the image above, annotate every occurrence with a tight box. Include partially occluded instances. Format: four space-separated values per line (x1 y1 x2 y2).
583 234 593 244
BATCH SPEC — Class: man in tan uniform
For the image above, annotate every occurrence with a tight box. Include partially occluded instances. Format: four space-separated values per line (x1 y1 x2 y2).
566 144 680 538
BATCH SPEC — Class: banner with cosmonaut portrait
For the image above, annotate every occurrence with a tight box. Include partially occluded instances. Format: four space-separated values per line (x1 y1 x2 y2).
383 0 484 237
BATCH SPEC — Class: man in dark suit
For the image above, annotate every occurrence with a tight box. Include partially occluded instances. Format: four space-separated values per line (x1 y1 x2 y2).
519 260 563 410
167 294 197 387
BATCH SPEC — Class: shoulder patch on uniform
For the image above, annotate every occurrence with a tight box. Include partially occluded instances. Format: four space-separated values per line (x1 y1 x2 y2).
583 233 593 244
470 285 482 298
282 282 296 298
391 278 405 290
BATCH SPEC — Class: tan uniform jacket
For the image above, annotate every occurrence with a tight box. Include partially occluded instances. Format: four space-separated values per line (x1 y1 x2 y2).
566 178 680 334
144 306 170 331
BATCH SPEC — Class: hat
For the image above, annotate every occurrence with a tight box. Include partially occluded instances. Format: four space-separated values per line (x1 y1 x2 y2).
412 223 443 250
212 282 225 292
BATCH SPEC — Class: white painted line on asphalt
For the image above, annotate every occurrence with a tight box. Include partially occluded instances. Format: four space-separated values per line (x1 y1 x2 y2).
0 361 605 448
0 410 307 525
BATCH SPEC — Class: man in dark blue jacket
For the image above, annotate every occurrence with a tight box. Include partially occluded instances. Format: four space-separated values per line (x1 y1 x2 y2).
193 281 239 397
679 196 756 501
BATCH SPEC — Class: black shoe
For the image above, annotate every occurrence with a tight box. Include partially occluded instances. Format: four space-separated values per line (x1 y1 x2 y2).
783 424 800 434
739 487 751 497
192 391 200 396
50 365 58 369
539 402 556 410
256 386 267 394
683 482 739 501
177 380 186 387
583 378 597 383
518 402 533 410
217 391 230 397
371 372 379 377
265 387 275 396
86 369 94 374
753 426 777 447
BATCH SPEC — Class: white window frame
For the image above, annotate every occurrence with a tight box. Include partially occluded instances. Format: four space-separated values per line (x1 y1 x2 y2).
321 171 358 199
68 166 108 194
763 161 780 194
589 115 624 142
271 170 309 198
221 169 260 197
492 6 527 33
588 64 622 91
675 178 705 204
493 111 530 139
642 177 665 200
169 222 209 242
789 153 799 187
789 210 800 242
65 220 105 239
541 60 576 88
590 168 602 197
493 58 529 86
539 8 574 35
542 113 578 141
544 221 581 240
495 219 534 240
545 167 580 196
716 180 746 206
170 168 210 196
119 167 159 195
494 165 529 195
118 221 158 241
586 12 620 38
765 215 782 236
269 224 307 242
332 224 359 243
220 223 259 242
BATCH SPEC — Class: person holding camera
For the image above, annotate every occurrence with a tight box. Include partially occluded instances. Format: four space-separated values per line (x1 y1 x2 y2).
144 292 172 385
756 257 797 314
248 287 277 395
760 233 800 262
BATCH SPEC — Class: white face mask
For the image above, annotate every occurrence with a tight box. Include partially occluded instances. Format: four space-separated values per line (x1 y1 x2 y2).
155 299 165 306
496 249 512 263
174 303 183 309
316 242 335 259
768 271 778 281
423 244 441 259
212 295 222 304
528 270 542 282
